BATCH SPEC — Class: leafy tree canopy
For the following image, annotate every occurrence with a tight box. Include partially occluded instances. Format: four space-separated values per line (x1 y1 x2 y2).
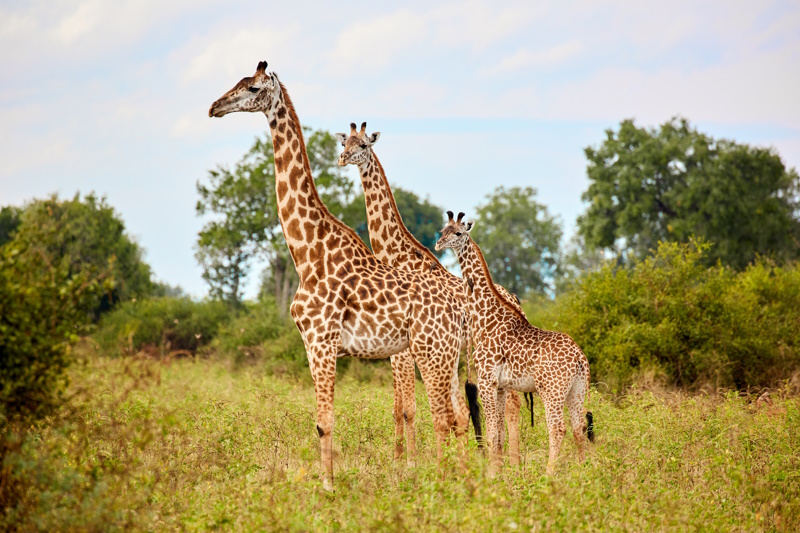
578 117 800 269
469 186 562 296
5 194 154 318
1 202 113 423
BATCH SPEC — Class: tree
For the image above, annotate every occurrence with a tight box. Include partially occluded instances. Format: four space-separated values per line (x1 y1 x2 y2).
578 117 800 269
0 206 20 248
1 201 112 424
469 186 562 296
196 129 356 310
7 194 154 319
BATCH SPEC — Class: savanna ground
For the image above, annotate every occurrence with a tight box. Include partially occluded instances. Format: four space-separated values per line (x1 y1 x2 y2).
6 348 799 532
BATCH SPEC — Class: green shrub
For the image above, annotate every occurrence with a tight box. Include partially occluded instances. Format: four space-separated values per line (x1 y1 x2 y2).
94 297 233 355
529 241 800 391
1 211 109 424
215 298 307 375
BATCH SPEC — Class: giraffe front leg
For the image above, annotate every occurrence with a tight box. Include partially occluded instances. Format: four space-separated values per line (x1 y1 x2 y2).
395 351 417 466
308 344 338 491
497 388 507 457
505 391 521 466
390 353 408 462
477 374 501 477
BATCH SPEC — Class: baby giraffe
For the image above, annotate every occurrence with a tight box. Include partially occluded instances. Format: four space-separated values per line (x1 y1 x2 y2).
436 211 594 475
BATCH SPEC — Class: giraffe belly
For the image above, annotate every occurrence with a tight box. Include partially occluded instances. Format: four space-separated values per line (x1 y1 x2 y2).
498 365 537 393
339 323 409 359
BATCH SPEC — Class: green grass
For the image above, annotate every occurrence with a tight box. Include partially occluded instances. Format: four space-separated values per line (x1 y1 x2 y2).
5 353 799 532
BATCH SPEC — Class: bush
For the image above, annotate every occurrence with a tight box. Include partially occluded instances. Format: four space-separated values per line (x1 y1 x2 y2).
1 211 109 424
530 241 800 391
94 297 233 355
215 298 307 376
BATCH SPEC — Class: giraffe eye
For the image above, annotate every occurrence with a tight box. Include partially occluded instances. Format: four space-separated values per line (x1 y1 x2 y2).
360 144 368 149
248 87 260 93
455 232 462 237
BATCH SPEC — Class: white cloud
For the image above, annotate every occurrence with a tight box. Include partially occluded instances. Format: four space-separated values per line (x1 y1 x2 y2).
482 40 583 76
327 9 427 70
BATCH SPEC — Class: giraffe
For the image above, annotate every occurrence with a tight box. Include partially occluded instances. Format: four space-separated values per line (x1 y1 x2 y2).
336 122 526 465
209 61 465 491
435 212 594 476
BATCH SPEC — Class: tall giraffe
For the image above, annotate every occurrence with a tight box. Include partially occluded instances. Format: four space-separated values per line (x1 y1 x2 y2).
336 123 526 464
209 62 465 490
435 212 594 476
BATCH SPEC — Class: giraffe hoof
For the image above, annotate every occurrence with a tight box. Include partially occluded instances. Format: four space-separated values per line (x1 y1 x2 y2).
322 478 334 492
407 458 416 468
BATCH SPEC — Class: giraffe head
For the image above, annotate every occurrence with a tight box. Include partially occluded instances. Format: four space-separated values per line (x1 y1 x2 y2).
435 211 474 251
336 122 380 166
208 60 281 117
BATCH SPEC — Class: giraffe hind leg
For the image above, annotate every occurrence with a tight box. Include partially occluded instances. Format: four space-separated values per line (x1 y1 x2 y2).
566 369 591 463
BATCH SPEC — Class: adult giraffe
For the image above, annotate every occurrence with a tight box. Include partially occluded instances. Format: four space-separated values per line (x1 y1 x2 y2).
209 61 465 490
436 212 594 476
336 122 526 465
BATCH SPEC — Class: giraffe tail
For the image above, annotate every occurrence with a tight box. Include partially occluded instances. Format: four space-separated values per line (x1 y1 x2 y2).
465 381 483 446
523 392 535 427
585 411 595 443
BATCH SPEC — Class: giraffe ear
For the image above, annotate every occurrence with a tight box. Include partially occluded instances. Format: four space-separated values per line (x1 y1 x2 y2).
335 133 348 146
465 221 475 233
369 132 381 145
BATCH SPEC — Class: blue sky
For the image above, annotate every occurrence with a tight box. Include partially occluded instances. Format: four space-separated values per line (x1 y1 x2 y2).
1 0 799 297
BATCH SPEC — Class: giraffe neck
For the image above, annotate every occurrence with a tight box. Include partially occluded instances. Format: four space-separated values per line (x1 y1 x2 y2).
357 152 442 271
266 82 371 280
453 238 527 324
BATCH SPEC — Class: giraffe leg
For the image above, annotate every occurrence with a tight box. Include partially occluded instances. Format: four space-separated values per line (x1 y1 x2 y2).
477 375 501 477
542 394 567 476
450 355 470 446
567 364 591 464
415 354 456 467
497 388 507 457
390 352 416 464
398 351 417 466
309 345 337 491
504 391 521 466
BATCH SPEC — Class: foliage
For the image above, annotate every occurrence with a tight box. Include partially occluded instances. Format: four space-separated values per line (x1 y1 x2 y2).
469 185 562 296
0 206 20 248
94 297 232 356
578 117 800 269
529 240 800 391
4 354 798 531
214 298 307 375
10 194 154 317
0 206 111 424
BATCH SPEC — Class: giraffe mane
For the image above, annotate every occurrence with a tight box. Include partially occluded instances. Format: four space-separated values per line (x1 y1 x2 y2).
279 79 373 255
371 152 442 268
470 239 529 324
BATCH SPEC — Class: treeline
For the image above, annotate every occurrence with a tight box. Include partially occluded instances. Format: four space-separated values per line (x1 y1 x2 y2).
3 118 800 429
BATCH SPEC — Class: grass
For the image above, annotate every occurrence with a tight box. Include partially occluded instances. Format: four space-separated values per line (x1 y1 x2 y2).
5 352 799 532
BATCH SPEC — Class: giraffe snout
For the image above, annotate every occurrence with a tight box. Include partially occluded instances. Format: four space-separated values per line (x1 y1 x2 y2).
337 153 350 166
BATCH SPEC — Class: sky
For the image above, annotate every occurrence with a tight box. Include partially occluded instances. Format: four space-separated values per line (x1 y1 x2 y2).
1 0 799 298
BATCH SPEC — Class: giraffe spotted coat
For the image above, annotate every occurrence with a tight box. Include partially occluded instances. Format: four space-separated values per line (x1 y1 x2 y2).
209 62 466 491
336 123 526 464
436 213 594 476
